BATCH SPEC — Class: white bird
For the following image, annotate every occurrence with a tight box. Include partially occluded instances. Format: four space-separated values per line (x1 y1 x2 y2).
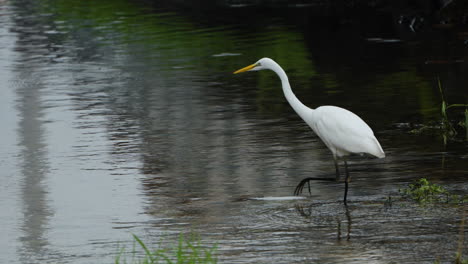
234 58 385 205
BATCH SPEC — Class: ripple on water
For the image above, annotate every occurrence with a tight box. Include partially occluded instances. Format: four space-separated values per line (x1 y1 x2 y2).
207 197 467 264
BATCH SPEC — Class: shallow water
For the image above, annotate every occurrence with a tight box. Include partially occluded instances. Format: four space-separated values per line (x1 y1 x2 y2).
0 0 467 263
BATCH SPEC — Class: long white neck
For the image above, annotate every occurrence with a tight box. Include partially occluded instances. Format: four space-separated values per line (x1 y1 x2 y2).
269 62 312 120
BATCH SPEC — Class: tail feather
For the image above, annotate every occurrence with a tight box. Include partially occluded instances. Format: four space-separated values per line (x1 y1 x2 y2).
369 137 385 158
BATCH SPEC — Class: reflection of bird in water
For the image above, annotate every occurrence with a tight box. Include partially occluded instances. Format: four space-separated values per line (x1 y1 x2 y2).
295 202 351 241
234 58 385 204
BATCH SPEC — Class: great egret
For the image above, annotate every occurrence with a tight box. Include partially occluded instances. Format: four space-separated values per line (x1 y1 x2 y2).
233 58 385 205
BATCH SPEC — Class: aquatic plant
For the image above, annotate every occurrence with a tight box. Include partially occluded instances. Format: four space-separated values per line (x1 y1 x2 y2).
411 78 468 142
399 178 468 204
400 178 448 203
454 253 468 264
115 233 217 264
437 77 468 143
400 179 467 263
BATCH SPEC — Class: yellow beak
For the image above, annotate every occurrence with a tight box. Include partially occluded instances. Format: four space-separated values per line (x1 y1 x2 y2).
233 63 256 74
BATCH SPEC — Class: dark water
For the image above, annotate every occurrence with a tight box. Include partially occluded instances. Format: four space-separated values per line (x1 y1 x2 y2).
0 0 467 263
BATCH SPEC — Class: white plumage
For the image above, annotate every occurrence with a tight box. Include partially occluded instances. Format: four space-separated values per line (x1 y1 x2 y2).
309 106 385 159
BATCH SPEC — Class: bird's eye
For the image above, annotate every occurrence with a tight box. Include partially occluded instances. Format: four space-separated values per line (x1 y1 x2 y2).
256 63 262 67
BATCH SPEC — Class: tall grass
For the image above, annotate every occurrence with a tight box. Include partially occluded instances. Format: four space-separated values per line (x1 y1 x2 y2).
115 233 217 264
438 77 468 143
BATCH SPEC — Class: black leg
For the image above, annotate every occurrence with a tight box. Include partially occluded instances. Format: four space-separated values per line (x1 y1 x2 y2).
343 160 351 205
338 205 352 240
345 205 351 240
294 157 341 196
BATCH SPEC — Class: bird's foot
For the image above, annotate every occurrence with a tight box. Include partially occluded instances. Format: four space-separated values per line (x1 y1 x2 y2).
294 177 336 196
294 178 312 196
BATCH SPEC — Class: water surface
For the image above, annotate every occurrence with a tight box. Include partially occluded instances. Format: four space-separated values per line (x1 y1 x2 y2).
0 0 467 263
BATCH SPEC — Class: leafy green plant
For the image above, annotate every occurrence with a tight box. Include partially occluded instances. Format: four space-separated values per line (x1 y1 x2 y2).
400 178 449 203
116 233 217 264
400 178 468 204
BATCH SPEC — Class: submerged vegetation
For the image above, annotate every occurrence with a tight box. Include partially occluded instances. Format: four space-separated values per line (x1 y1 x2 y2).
400 178 448 203
115 234 217 264
399 178 468 204
409 77 468 142
399 178 467 263
438 78 468 143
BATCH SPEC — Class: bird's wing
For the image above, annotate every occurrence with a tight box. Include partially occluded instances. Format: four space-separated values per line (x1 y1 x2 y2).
310 106 384 158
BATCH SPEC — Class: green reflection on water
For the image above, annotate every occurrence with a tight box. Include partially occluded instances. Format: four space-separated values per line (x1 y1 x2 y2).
371 69 437 121
31 0 454 125
252 27 318 113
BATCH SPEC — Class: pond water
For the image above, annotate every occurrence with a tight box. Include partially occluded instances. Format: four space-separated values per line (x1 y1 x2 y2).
0 0 467 263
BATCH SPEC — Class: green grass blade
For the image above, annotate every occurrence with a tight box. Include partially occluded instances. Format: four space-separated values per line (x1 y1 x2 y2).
446 104 468 109
132 234 155 264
